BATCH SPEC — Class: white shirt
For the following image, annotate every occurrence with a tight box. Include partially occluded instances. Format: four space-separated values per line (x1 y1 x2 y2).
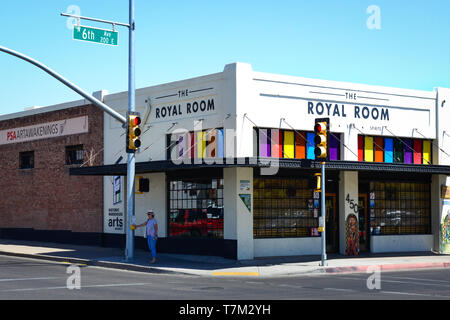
146 218 158 237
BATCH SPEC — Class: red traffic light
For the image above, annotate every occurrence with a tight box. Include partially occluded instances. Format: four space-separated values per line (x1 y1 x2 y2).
315 122 327 133
129 115 141 126
127 113 142 153
133 116 141 126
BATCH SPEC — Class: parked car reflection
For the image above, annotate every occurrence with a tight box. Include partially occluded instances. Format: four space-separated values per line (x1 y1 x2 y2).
384 210 416 226
169 207 223 238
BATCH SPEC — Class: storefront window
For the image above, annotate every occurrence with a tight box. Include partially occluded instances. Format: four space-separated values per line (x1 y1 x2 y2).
168 177 223 239
369 181 431 235
253 178 319 238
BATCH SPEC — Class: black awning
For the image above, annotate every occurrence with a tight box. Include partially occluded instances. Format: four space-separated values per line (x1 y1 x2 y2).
69 158 261 176
69 157 450 176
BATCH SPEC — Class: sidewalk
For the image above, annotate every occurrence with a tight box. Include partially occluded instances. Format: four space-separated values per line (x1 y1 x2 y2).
0 239 449 277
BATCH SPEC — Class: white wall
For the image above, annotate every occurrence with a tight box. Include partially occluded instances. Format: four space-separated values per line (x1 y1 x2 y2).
436 88 450 165
103 70 235 166
371 235 433 253
134 173 167 238
235 68 436 162
223 167 254 260
252 71 436 138
254 238 321 257
233 63 259 159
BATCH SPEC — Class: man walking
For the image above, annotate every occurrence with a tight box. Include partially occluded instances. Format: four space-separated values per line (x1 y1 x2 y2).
135 210 158 263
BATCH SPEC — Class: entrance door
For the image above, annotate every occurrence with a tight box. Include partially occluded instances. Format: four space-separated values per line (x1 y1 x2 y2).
325 194 338 253
358 194 369 252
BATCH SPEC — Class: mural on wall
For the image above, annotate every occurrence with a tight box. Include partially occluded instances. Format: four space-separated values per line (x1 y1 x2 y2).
346 214 359 256
441 213 450 254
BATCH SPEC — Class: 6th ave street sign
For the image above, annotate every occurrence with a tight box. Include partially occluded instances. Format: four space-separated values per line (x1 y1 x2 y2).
73 25 118 46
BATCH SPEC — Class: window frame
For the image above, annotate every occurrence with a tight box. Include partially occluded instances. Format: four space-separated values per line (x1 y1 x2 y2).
19 151 34 170
65 144 84 165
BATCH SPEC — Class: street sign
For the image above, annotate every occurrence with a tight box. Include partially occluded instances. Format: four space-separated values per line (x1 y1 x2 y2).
73 25 118 46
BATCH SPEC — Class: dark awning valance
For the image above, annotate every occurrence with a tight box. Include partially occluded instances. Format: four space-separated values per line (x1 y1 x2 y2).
69 157 450 176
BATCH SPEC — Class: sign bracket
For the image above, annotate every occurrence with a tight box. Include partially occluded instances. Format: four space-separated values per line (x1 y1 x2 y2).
61 13 130 30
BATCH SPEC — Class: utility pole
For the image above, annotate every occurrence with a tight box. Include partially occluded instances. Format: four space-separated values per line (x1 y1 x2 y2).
125 0 136 261
314 118 329 267
3 1 138 261
0 46 126 124
320 161 327 266
64 0 137 260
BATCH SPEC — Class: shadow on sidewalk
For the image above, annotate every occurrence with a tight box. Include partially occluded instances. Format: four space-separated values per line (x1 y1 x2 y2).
0 239 447 273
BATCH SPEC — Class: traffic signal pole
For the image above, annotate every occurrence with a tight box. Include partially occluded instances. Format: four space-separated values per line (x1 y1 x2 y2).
62 1 137 261
321 161 327 266
125 0 136 261
314 118 329 267
0 45 126 125
2 2 137 261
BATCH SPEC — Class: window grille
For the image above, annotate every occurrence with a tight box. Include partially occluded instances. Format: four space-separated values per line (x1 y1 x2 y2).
369 181 431 235
253 178 320 238
168 177 224 239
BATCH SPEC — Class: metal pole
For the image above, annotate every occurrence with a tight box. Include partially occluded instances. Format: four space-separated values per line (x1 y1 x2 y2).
0 45 126 125
60 13 130 28
125 0 136 261
321 161 327 266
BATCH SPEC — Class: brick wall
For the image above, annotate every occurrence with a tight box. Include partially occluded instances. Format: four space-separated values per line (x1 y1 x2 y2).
0 105 103 234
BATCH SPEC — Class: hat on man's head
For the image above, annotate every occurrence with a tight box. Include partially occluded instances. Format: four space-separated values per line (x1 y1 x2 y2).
147 209 154 215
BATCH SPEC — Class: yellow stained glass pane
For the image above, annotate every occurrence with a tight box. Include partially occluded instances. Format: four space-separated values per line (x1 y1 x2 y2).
283 131 295 158
196 131 206 158
365 136 374 162
423 140 431 165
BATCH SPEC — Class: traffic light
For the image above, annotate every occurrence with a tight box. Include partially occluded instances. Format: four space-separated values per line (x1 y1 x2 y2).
126 112 141 153
314 173 322 192
135 177 150 194
314 118 329 160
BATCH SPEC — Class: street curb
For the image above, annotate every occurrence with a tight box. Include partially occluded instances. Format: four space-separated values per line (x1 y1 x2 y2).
0 251 188 276
1 250 450 277
324 262 450 274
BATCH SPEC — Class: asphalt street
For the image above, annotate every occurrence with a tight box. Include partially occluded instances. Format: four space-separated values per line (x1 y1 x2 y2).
0 255 449 302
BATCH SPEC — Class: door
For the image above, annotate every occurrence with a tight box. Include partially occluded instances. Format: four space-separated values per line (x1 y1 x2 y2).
325 194 338 253
358 194 369 252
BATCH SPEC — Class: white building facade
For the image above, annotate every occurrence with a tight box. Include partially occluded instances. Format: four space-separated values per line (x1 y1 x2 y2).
73 63 450 259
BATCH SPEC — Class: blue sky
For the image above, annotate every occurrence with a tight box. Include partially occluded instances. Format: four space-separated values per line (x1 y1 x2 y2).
0 0 449 116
